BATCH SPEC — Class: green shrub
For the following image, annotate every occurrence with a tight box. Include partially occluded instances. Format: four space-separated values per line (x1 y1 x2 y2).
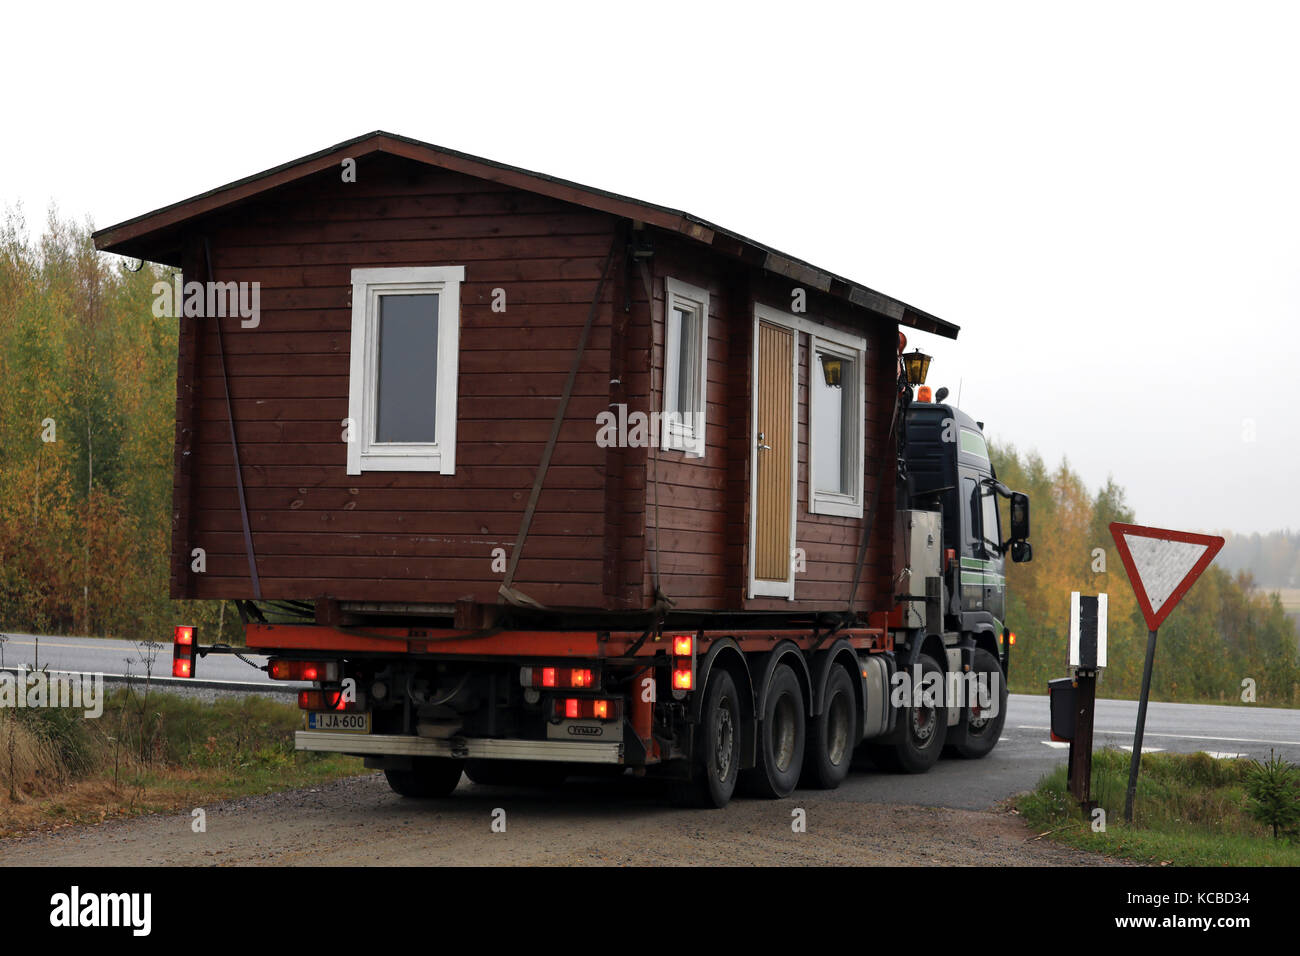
1244 751 1300 839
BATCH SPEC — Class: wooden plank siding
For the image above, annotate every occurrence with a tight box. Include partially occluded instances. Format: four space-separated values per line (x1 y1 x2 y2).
178 155 618 607
169 151 896 617
642 235 896 613
639 238 733 605
749 271 897 614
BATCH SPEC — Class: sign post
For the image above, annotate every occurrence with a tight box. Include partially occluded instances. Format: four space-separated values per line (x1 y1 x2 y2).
1109 522 1224 823
1067 592 1106 812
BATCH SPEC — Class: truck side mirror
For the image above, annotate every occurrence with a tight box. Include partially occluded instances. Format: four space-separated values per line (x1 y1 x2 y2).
1011 540 1033 563
1010 492 1030 541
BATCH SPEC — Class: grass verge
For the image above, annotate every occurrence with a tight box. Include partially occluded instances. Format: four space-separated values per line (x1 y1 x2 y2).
0 685 363 837
1016 748 1300 866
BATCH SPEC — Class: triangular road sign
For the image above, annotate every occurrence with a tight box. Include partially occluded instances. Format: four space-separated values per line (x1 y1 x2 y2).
1109 522 1224 631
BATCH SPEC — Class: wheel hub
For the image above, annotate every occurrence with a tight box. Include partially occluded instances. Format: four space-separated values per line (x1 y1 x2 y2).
714 698 735 780
773 694 797 772
827 694 850 764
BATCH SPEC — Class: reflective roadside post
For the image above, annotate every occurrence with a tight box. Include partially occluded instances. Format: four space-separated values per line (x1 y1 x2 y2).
1067 592 1106 814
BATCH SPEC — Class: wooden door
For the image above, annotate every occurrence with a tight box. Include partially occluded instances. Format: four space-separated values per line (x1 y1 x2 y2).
750 317 796 598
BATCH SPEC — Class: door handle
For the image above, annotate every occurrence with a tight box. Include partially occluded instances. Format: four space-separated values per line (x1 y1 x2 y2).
757 431 771 451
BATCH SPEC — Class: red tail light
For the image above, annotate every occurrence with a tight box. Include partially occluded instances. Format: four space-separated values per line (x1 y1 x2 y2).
521 666 601 690
172 625 197 678
298 688 359 712
269 659 339 681
671 633 696 694
554 698 620 722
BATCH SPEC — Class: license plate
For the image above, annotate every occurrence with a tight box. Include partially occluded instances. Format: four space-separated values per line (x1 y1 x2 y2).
307 711 371 733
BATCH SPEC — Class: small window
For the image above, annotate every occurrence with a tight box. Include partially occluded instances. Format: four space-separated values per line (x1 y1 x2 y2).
960 427 990 463
662 277 709 458
809 336 865 517
980 483 1001 555
347 266 464 475
963 476 980 546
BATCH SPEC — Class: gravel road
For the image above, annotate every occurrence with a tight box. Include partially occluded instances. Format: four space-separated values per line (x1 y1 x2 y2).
0 771 1116 866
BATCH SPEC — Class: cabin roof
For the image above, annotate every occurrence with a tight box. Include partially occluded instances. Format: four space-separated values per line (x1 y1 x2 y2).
92 130 958 339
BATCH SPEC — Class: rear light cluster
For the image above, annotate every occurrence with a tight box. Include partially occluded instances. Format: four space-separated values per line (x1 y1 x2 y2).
298 688 365 712
268 659 340 682
172 625 196 678
520 666 600 690
552 698 622 722
670 633 696 693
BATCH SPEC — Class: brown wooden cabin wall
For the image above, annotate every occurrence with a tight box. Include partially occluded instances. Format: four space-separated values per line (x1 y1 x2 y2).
643 234 897 615
178 155 620 607
637 237 737 608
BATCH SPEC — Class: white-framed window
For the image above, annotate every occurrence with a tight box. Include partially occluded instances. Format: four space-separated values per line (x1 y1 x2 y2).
346 266 464 475
808 332 866 517
661 277 709 458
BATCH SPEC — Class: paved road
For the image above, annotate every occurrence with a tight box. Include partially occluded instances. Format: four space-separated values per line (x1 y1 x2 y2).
0 632 293 689
866 694 1300 810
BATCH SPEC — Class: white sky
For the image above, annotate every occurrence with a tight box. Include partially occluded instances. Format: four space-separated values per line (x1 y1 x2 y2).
3 1 1296 535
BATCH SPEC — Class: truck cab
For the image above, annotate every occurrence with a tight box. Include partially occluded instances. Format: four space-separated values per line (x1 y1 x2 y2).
902 400 1030 642
867 395 1033 771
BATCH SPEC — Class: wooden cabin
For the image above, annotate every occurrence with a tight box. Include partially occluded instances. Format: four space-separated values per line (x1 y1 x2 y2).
93 132 958 625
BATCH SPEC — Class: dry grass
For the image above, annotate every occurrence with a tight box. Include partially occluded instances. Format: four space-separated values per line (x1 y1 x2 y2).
0 712 76 797
0 689 362 837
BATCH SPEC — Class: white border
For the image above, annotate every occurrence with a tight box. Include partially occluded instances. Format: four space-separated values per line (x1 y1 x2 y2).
347 266 464 475
661 277 710 458
807 333 866 518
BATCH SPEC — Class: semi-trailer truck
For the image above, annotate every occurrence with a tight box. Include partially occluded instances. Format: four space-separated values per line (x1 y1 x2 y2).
176 377 1031 809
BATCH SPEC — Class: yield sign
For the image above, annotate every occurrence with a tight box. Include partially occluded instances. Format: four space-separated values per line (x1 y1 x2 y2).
1109 523 1225 631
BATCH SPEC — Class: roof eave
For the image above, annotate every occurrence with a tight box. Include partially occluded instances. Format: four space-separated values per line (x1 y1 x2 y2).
92 131 959 339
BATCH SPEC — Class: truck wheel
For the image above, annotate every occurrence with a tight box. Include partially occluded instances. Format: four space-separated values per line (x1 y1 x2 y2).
803 665 857 789
949 649 1008 759
384 756 465 797
740 664 806 798
668 669 741 808
872 653 947 774
465 759 568 787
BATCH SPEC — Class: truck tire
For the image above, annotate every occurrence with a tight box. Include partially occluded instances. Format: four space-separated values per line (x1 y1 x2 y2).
668 669 741 808
740 664 806 798
384 756 465 797
803 665 857 790
464 759 568 787
948 648 1008 759
870 653 946 774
